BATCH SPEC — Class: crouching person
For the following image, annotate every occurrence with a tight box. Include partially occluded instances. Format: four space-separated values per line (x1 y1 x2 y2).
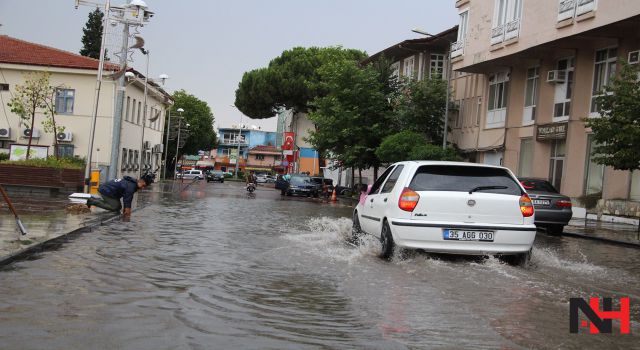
86 174 153 217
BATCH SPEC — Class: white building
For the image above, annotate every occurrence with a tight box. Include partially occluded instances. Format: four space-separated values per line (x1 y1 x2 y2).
0 35 172 179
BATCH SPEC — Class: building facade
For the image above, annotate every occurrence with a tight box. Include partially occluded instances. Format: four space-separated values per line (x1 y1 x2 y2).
0 35 171 181
276 109 320 175
214 127 277 173
450 0 640 211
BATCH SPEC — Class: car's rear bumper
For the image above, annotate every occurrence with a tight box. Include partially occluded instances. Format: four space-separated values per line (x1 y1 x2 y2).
533 208 572 225
389 219 536 255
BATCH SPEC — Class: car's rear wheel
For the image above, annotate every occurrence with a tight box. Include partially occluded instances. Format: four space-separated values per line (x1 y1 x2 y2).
546 224 564 236
503 249 532 266
379 220 395 260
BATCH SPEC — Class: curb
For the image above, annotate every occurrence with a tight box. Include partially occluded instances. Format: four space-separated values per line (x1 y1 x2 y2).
562 231 640 248
0 213 120 267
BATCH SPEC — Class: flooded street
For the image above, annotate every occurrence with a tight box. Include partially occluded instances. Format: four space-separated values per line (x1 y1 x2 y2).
0 181 638 349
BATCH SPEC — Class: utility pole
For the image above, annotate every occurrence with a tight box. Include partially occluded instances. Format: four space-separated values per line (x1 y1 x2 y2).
107 23 130 180
162 108 171 180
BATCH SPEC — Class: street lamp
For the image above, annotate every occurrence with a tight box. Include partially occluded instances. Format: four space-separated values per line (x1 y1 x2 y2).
412 28 453 150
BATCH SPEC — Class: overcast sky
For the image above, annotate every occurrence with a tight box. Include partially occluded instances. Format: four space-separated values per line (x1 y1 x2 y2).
0 0 457 132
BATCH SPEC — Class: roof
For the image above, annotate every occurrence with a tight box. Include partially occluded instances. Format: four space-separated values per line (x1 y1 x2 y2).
0 35 117 71
362 26 458 64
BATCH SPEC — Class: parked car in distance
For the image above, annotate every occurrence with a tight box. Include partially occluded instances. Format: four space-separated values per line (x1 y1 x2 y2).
206 170 225 183
352 161 536 265
518 178 572 235
285 174 318 197
256 174 271 183
177 170 205 180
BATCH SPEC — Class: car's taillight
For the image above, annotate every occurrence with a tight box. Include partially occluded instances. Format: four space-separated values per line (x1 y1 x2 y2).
399 188 420 212
556 200 572 208
519 194 534 217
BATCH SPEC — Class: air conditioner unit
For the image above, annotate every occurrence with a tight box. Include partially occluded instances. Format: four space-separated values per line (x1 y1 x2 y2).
56 131 73 142
628 50 640 65
546 70 566 83
143 141 151 150
22 128 40 139
0 128 10 139
153 144 164 153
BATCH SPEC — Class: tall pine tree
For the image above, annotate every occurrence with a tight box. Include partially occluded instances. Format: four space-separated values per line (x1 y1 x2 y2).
80 8 104 59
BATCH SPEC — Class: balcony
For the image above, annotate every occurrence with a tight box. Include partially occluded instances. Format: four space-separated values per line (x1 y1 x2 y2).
504 19 520 41
219 139 248 146
491 25 505 45
450 40 464 58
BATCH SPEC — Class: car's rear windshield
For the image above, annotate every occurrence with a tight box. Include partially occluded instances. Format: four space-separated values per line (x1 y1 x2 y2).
519 179 558 193
409 165 522 195
290 176 310 186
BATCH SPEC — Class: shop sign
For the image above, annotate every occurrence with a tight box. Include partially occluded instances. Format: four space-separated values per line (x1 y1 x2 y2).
536 122 567 141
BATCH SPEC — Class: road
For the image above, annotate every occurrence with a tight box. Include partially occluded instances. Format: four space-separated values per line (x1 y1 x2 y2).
0 181 638 349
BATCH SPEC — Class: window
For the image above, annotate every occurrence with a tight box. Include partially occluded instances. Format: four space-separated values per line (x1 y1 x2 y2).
584 134 604 195
492 0 522 44
487 72 509 127
390 62 400 77
137 101 142 124
125 97 131 122
55 89 75 114
219 149 231 157
429 54 445 79
121 148 127 169
134 150 139 169
380 165 404 194
409 165 521 195
553 58 574 119
255 154 265 160
403 56 415 78
452 10 468 58
56 144 74 158
369 166 395 195
523 67 539 124
549 140 565 191
518 139 533 177
128 149 134 170
591 47 617 114
132 99 137 124
0 83 8 91
558 0 596 22
631 171 640 201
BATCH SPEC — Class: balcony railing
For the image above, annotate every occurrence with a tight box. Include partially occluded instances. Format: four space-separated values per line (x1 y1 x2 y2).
490 25 505 45
557 0 576 21
450 40 464 58
219 140 248 146
504 19 520 41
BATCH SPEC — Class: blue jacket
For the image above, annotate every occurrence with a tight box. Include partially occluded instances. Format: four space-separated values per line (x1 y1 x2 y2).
98 176 138 208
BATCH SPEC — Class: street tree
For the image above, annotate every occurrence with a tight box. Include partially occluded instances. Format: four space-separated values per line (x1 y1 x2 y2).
234 47 367 118
586 62 640 171
42 85 67 159
392 77 447 143
80 8 105 59
376 131 458 163
307 59 394 179
7 72 54 159
164 90 217 174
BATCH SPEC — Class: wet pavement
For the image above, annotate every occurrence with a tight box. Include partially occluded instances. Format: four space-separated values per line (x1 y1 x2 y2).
0 181 638 349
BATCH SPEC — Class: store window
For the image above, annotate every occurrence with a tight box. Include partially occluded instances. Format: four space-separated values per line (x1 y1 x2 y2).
549 140 566 191
518 138 533 177
584 134 604 195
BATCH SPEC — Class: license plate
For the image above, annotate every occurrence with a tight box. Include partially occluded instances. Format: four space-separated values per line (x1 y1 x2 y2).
532 199 550 206
443 229 494 242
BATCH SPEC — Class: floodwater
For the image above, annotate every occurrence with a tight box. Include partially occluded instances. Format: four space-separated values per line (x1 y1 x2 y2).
0 182 638 349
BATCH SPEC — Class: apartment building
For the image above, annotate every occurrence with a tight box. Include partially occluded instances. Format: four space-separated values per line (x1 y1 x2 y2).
214 126 277 174
450 0 640 212
0 35 171 179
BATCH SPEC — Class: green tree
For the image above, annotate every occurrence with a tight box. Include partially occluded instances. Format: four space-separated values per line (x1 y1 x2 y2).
393 77 447 143
42 84 67 160
307 60 394 178
164 90 217 173
586 62 640 171
7 72 53 160
376 131 459 163
234 47 367 118
80 8 105 59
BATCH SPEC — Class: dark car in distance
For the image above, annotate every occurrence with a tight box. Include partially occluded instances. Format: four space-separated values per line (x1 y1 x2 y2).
519 178 572 235
285 174 318 197
206 170 225 183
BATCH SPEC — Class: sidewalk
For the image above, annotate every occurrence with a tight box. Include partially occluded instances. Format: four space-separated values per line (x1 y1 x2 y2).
564 218 640 247
0 183 173 265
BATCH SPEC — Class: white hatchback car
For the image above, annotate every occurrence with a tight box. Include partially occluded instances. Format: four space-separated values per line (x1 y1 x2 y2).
179 170 204 180
353 161 536 264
